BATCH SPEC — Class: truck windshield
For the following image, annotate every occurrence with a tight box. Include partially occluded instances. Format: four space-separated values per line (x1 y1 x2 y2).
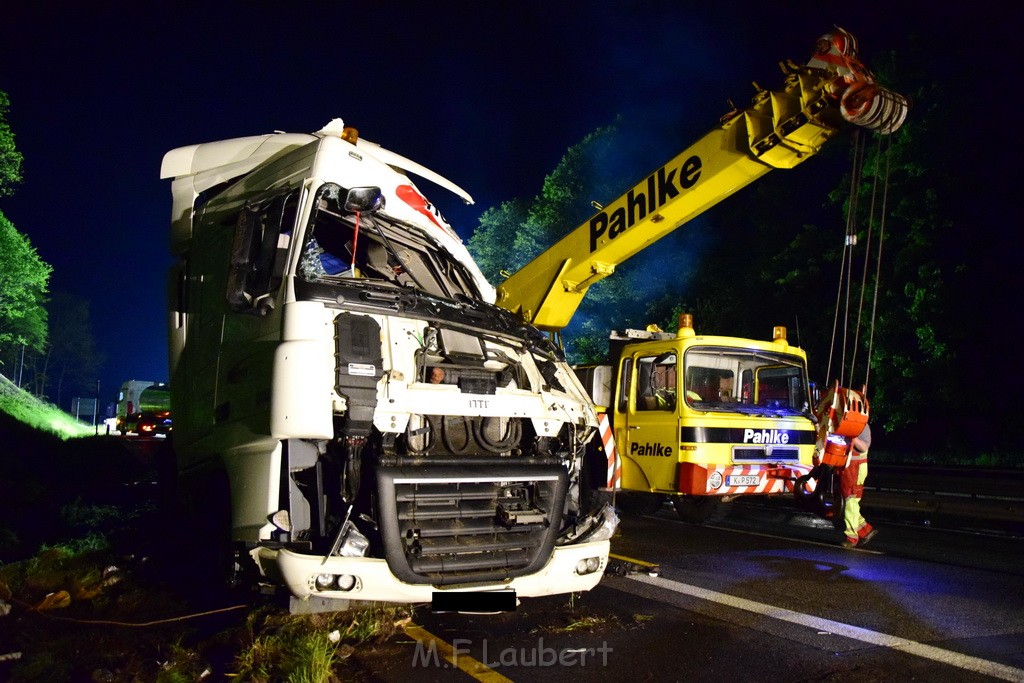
684 346 810 417
297 184 481 300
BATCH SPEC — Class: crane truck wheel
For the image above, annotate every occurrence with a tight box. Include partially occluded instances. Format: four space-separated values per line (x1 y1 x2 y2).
671 495 721 523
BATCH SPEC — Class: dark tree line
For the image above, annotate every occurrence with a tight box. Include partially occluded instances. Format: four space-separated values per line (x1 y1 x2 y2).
0 90 103 408
468 41 1014 457
0 90 47 365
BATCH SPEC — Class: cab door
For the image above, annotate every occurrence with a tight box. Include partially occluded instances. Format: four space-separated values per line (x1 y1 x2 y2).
619 348 680 492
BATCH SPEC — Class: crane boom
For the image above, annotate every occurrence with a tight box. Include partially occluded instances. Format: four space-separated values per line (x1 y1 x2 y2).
496 30 906 331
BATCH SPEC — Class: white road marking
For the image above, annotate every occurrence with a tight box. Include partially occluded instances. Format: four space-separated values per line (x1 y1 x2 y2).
628 573 1024 682
704 521 885 553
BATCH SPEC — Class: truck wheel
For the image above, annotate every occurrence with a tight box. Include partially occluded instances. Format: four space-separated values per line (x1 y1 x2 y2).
154 438 178 521
173 467 243 599
672 495 721 523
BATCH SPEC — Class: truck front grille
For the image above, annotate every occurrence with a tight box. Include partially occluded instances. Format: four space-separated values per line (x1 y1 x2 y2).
733 447 799 462
376 464 567 585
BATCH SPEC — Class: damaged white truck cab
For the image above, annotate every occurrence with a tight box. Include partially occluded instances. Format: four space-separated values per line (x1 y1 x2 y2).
160 120 615 611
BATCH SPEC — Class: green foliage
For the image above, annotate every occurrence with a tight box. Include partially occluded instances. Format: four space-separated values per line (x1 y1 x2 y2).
828 54 973 445
467 198 533 283
469 122 627 285
8 650 72 683
232 606 408 681
469 118 708 362
0 91 23 197
0 373 94 438
59 498 137 542
0 211 51 359
0 544 190 682
0 545 110 616
0 92 61 393
530 122 627 230
156 642 210 683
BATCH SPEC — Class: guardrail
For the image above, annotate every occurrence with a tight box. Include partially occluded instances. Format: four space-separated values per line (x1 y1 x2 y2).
865 464 1024 527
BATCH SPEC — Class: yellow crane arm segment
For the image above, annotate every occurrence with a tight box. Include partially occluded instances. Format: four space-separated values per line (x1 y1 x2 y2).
496 64 871 331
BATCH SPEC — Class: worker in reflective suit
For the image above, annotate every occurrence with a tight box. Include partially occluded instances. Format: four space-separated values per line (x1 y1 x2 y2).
841 422 877 548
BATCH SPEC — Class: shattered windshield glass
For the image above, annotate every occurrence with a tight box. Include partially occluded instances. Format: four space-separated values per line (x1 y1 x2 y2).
297 183 481 300
683 346 810 417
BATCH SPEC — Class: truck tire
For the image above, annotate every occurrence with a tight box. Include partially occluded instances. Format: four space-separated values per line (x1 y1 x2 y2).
172 466 243 601
671 495 721 523
154 437 178 522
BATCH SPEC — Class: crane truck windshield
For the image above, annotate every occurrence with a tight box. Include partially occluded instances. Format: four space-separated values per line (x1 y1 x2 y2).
298 182 481 301
683 347 810 417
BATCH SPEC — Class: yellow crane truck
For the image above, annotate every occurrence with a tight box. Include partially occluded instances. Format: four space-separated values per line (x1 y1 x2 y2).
575 316 818 521
495 29 906 521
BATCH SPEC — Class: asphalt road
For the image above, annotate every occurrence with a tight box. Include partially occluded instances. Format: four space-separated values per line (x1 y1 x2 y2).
103 439 1024 681
351 501 1024 682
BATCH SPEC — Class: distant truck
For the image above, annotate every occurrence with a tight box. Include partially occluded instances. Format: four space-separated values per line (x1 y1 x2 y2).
116 381 172 437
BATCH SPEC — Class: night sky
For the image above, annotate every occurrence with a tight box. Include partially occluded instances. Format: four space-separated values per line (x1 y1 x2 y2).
0 2 1015 411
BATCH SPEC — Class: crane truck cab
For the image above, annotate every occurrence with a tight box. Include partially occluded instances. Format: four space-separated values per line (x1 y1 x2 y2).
160 120 615 613
575 315 816 522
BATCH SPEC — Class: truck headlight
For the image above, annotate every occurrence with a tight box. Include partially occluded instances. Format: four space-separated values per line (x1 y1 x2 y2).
312 573 358 592
575 557 602 575
314 573 336 591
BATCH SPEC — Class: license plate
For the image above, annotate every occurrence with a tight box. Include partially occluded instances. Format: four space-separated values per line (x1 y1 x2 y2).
432 590 517 613
727 474 760 487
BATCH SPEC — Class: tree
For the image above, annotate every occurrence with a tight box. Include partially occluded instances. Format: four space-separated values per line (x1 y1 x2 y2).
469 119 704 363
467 198 533 284
0 90 50 378
827 52 981 451
677 41 1007 453
25 291 104 407
0 212 50 368
0 90 23 196
469 122 628 283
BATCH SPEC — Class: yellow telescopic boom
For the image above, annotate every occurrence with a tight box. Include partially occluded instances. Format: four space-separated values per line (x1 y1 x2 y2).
496 29 906 331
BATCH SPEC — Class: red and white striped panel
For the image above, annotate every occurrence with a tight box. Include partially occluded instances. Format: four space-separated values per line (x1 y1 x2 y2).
705 464 814 495
598 412 620 490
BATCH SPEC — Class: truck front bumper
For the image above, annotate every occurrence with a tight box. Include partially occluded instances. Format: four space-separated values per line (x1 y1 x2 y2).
252 539 610 605
677 462 814 495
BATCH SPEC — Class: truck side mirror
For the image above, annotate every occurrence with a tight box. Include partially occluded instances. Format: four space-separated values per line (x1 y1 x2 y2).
345 186 385 214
